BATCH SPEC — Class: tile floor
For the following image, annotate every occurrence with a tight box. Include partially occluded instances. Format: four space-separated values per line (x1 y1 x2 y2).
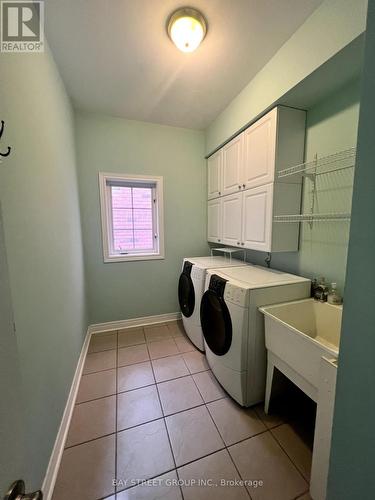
52 321 314 500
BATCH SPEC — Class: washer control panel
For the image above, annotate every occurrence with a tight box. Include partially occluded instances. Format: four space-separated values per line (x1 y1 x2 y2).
224 283 247 307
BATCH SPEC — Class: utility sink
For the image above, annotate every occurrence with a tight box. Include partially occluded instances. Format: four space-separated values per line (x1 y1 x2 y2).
259 298 342 404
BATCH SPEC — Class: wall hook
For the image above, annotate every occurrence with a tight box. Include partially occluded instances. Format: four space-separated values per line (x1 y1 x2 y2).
0 120 11 157
3 480 42 500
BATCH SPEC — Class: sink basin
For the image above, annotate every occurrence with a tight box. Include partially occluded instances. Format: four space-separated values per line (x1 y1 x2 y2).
259 298 342 402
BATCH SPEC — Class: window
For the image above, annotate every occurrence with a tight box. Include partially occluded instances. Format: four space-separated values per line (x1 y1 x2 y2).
99 173 164 262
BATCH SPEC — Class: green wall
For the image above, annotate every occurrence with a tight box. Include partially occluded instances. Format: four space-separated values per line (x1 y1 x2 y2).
328 0 375 497
0 46 87 489
75 111 208 324
242 78 360 294
206 0 367 154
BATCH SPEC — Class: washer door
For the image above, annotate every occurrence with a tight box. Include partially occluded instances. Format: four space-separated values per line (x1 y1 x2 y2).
178 271 195 318
200 289 232 356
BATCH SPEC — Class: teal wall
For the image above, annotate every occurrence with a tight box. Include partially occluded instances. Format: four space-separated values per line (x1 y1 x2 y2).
206 0 367 154
0 46 87 489
75 111 208 324
242 79 361 294
328 1 375 497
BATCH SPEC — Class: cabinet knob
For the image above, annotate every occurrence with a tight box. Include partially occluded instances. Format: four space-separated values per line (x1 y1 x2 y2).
218 239 221 242
241 242 245 246
242 184 246 188
219 191 221 195
237 241 240 245
238 185 241 189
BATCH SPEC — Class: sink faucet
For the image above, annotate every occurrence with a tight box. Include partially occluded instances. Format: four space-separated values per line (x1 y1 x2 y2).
312 277 329 302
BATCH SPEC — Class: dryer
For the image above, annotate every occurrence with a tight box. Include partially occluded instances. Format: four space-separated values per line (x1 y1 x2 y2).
178 256 248 350
200 265 310 406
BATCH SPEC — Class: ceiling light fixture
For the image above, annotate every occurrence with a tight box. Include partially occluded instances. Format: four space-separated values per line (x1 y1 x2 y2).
167 7 207 53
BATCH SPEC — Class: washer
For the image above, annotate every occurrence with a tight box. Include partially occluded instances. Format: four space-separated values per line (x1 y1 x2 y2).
178 256 248 350
200 265 311 406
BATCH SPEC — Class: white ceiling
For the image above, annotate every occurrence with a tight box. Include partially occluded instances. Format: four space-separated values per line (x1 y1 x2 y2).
45 0 323 130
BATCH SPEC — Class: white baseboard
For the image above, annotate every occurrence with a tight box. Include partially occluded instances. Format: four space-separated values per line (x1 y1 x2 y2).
41 312 181 498
42 327 92 500
89 311 181 334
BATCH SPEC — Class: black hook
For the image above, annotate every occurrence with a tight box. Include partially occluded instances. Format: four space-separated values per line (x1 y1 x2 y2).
0 120 11 157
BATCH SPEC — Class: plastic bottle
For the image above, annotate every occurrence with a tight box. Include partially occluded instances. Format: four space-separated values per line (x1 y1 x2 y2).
327 283 343 305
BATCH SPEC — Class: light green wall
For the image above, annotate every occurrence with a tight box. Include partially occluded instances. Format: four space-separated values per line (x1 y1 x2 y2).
328 1 375 497
0 46 87 489
242 79 360 293
206 0 367 154
75 111 208 324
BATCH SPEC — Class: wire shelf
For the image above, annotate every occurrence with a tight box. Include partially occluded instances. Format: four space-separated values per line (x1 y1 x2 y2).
274 213 351 223
277 147 356 179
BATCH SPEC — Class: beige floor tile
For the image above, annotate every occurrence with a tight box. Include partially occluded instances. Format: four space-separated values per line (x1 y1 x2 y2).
144 323 172 342
178 449 249 500
296 493 312 500
148 338 179 359
182 351 209 374
118 327 145 348
76 369 116 403
118 361 154 392
192 370 226 402
116 471 182 500
254 403 285 429
152 354 189 382
117 385 162 430
52 435 115 500
207 397 266 446
167 320 185 338
174 335 196 353
117 419 174 487
158 376 203 415
83 349 116 374
166 406 224 466
66 395 116 447
88 332 117 353
118 344 149 367
271 423 312 481
229 432 308 500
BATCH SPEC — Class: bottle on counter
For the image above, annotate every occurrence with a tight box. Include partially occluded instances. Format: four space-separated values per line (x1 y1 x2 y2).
327 283 343 305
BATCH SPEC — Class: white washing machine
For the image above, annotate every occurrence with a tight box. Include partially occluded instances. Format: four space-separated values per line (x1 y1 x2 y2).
178 256 248 350
200 265 311 406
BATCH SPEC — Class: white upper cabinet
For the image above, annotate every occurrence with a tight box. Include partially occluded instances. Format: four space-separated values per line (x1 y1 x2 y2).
207 149 222 200
207 198 222 243
242 184 273 252
206 106 306 252
222 135 243 196
221 193 242 247
242 108 277 190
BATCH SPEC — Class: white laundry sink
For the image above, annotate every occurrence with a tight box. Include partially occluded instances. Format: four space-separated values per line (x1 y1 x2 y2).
259 298 342 403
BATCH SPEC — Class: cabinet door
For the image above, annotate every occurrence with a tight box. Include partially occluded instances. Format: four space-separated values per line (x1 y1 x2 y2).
207 150 222 200
242 108 277 190
222 135 243 196
207 198 222 243
242 184 273 252
221 193 242 247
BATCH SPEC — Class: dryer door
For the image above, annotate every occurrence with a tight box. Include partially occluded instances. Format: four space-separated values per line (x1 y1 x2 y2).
178 261 195 318
200 275 232 356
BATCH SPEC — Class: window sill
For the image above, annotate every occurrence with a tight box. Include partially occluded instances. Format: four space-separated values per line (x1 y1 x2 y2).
103 252 165 263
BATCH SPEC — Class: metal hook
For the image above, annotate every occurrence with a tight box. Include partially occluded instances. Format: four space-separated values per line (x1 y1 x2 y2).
0 120 11 157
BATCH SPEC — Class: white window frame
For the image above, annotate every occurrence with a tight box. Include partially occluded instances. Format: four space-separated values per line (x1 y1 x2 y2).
99 172 165 263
